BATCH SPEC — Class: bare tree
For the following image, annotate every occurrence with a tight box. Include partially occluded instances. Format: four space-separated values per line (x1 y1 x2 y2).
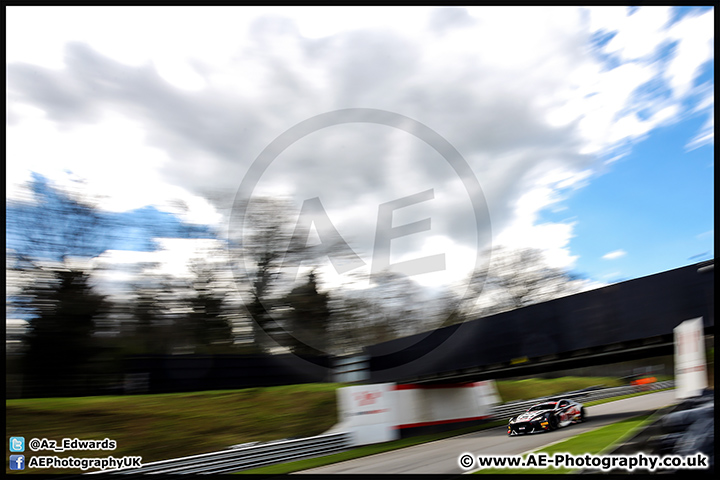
229 195 363 353
282 270 331 356
187 259 235 352
328 293 401 355
228 196 297 351
323 270 439 354
468 246 590 318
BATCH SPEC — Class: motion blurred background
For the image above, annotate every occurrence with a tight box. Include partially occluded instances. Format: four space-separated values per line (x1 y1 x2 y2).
6 6 713 398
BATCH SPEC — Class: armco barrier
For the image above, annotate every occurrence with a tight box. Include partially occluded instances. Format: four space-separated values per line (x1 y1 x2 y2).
489 381 674 421
88 432 351 475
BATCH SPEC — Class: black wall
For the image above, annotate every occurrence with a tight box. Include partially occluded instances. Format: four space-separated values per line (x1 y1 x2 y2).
369 261 714 383
125 354 330 394
122 262 713 391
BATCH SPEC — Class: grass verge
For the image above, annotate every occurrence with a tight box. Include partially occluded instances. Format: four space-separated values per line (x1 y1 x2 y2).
6 384 341 474
494 376 625 401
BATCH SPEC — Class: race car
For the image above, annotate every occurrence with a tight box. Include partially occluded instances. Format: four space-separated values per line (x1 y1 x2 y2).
507 398 585 436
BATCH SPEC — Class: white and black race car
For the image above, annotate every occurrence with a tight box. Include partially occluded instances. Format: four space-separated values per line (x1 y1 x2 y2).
507 398 586 436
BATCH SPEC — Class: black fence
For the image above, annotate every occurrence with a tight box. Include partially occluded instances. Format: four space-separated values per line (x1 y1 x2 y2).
124 354 331 394
6 354 331 398
368 260 714 383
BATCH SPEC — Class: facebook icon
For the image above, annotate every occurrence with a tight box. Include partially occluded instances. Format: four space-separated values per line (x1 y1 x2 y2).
10 455 25 470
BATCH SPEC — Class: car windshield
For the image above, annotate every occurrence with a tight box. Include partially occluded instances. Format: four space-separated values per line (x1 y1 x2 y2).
528 403 555 411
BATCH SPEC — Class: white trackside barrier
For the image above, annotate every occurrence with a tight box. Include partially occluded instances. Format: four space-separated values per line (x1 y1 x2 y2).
334 381 500 446
674 317 708 399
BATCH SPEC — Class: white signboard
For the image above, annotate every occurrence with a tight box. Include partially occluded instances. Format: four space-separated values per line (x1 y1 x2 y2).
337 383 398 445
334 380 500 445
674 317 707 399
473 380 501 409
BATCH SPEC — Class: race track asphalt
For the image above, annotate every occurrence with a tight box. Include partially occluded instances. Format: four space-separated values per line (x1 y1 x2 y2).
298 389 678 475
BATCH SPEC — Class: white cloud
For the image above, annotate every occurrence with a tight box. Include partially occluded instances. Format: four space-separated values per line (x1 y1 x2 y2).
686 85 714 151
602 7 672 61
6 6 713 290
666 10 714 99
91 238 230 299
602 249 627 260
6 111 224 226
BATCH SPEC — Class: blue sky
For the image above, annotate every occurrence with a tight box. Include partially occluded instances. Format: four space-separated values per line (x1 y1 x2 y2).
6 6 714 300
544 116 713 283
537 44 714 283
6 174 216 261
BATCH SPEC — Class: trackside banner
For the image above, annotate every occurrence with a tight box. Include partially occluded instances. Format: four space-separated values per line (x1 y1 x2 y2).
337 383 398 445
336 381 499 445
673 317 707 398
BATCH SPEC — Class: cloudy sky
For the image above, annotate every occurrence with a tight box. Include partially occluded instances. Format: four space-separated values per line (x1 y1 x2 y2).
6 6 714 296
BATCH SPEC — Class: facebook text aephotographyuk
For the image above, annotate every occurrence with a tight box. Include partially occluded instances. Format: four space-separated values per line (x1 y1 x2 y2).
458 452 709 472
27 455 142 471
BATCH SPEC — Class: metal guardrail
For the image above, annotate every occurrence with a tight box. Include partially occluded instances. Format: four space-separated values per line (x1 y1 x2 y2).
89 431 351 475
489 381 675 421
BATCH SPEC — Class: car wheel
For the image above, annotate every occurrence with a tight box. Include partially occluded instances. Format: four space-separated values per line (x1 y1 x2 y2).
548 414 559 431
579 407 586 423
